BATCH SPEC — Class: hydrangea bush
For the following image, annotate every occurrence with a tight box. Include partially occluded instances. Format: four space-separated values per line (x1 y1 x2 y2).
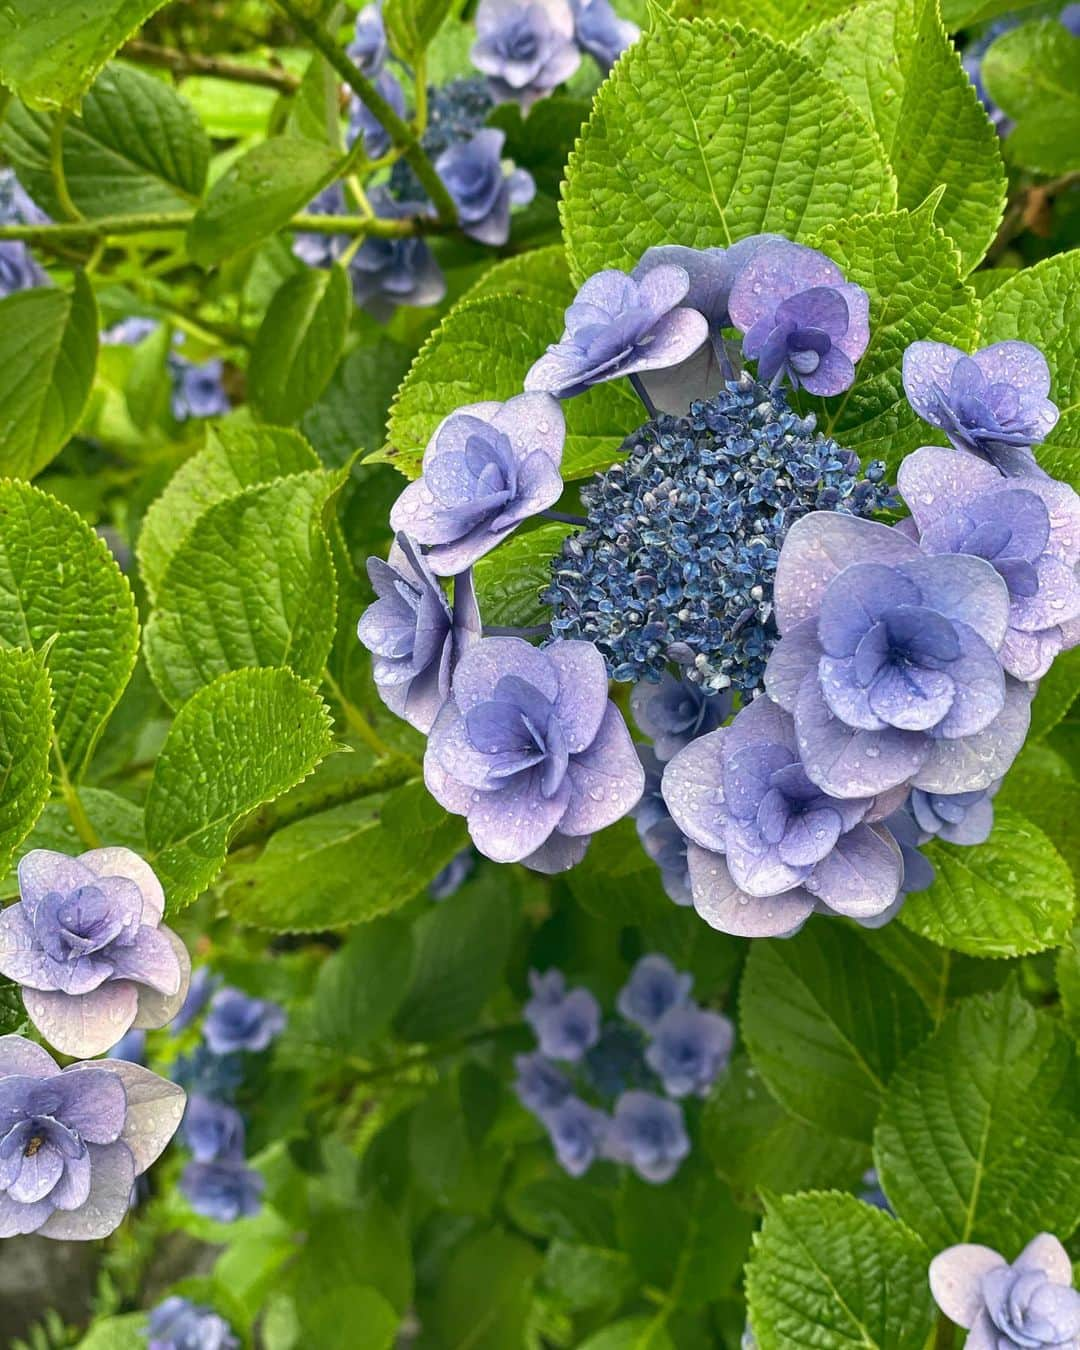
0 0 1078 1346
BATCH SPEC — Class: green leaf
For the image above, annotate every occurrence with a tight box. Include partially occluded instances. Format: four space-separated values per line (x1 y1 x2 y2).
667 0 852 39
1 66 208 217
704 1055 871 1199
424 1227 541 1350
0 272 98 478
291 1199 412 1316
900 807 1076 958
144 467 343 708
1028 646 1080 741
940 0 1044 26
288 52 345 150
1059 926 1080 1041
144 668 335 911
488 99 590 199
565 816 673 927
984 20 1080 175
1 788 144 898
223 778 466 931
0 480 138 777
249 265 352 425
458 242 575 307
383 292 640 481
311 917 414 1052
800 0 1005 274
746 1192 935 1350
804 204 978 474
187 138 341 267
385 0 456 61
576 1318 675 1350
996 761 1080 882
0 0 171 109
541 1240 635 1314
394 866 517 1042
853 921 1007 1020
874 980 1080 1251
472 522 567 628
74 1314 149 1350
560 16 896 282
138 423 320 603
980 252 1080 448
301 336 414 466
740 922 930 1142
0 647 52 875
298 1288 398 1350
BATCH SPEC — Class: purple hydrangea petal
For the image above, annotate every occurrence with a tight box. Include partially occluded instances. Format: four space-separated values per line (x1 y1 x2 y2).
804 823 902 919
560 703 645 836
0 1034 56 1079
107 925 183 996
23 982 140 1061
1014 1233 1073 1284
49 1067 127 1145
465 769 572 862
898 445 1005 533
16 850 98 908
911 675 1032 794
0 1189 55 1237
895 554 1010 651
1002 626 1064 681
36 1139 136 1241
728 240 845 332
450 636 560 712
795 674 929 798
80 847 166 923
930 1244 1006 1330
81 1060 186 1174
522 829 591 872
661 729 728 852
686 843 815 938
131 928 192 1033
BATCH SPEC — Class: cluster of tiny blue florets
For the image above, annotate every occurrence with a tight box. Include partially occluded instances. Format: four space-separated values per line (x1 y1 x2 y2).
389 77 495 200
544 373 895 692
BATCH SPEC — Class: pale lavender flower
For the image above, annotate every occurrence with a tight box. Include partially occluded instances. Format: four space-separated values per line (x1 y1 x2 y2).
348 2 388 76
424 637 645 865
570 0 638 68
616 954 692 1032
662 695 905 937
513 1051 572 1113
471 0 581 110
0 848 190 1059
763 512 1032 800
633 748 694 906
202 989 285 1056
902 341 1059 476
898 445 1080 680
183 1095 245 1164
357 533 482 732
604 1090 689 1183
531 984 601 1061
644 1003 733 1098
436 128 535 246
542 1095 608 1176
349 70 406 159
180 1158 263 1223
147 1296 239 1350
524 967 567 1026
631 672 733 762
930 1233 1080 1349
0 1034 184 1240
524 266 709 400
350 188 446 322
910 783 999 846
389 392 564 575
170 355 229 421
728 239 870 396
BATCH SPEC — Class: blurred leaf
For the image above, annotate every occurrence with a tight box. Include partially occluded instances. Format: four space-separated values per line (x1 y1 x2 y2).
1059 926 1080 1041
249 265 351 425
312 916 414 1050
577 1318 676 1350
984 19 1080 175
302 336 413 465
472 522 568 628
0 789 144 897
1027 646 1080 740
145 668 335 911
299 1287 398 1350
385 0 457 61
423 1226 541 1350
291 1199 412 1315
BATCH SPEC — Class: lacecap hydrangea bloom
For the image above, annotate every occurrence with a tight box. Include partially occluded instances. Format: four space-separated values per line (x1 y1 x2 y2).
202 988 286 1055
604 1091 690 1183
631 673 733 762
930 1233 1080 1349
423 637 644 871
180 1157 264 1223
570 0 638 69
524 968 601 1060
147 1296 239 1350
350 188 447 322
902 340 1059 476
0 1034 184 1239
0 847 191 1059
615 953 692 1032
436 129 535 247
471 0 581 110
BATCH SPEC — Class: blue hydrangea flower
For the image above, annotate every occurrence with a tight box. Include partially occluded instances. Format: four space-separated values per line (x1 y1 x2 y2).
148 1295 239 1350
429 848 475 900
348 69 406 159
0 169 48 296
390 78 495 201
1062 3 1080 35
542 1095 609 1177
881 805 936 904
171 965 221 1035
180 1158 263 1223
764 511 1033 800
183 1095 245 1164
898 445 1080 680
634 747 694 906
524 967 567 1021
962 20 1017 136
389 392 564 575
902 341 1059 476
616 954 692 1032
348 2 388 76
0 847 190 1060
528 982 601 1061
910 783 998 846
436 128 535 246
644 1003 733 1098
357 533 482 732
424 637 644 866
293 183 349 270
631 672 733 761
525 265 708 400
662 695 906 937
513 1050 572 1113
170 355 229 421
0 1034 184 1240
604 1090 689 1183
471 0 581 110
930 1233 1080 1349
350 189 447 321
570 0 638 68
203 989 285 1055
728 240 870 396
545 376 895 691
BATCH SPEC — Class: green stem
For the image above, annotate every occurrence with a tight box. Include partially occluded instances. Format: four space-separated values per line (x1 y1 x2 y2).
49 111 83 223
53 740 101 850
321 667 396 759
414 51 428 134
272 0 458 228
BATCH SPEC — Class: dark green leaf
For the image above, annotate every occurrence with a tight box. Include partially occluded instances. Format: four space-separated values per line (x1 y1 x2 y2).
249 265 351 425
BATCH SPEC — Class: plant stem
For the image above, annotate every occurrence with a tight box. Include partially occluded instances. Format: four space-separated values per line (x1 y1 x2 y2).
53 740 101 850
629 372 657 418
49 111 83 223
272 0 458 228
121 38 301 92
414 51 429 134
321 667 396 759
540 508 587 526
